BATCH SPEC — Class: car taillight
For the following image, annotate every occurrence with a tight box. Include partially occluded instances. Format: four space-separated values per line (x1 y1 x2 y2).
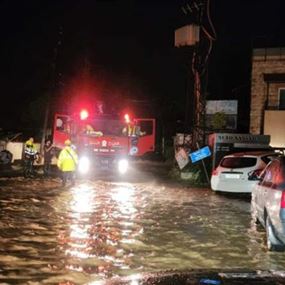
212 168 219 176
281 191 285 209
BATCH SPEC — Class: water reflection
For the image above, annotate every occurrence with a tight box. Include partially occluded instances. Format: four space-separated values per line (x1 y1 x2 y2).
65 184 95 260
60 182 143 279
87 273 143 285
1 178 285 285
71 183 95 214
111 185 138 245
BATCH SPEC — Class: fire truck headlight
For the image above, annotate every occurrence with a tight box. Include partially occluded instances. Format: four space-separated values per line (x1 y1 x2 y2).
118 159 129 174
78 156 90 174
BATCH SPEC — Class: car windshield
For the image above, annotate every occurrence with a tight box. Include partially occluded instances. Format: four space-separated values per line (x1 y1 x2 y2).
220 157 257 168
78 119 126 136
261 154 277 164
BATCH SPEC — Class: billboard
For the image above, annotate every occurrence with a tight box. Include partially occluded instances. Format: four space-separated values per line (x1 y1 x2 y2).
206 100 238 130
206 100 238 115
208 133 271 169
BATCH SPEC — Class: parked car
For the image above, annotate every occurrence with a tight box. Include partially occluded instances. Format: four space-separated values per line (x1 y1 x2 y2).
0 150 12 165
211 151 278 193
251 156 285 251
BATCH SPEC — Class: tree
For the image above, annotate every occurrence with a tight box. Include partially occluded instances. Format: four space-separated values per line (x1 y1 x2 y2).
211 112 226 130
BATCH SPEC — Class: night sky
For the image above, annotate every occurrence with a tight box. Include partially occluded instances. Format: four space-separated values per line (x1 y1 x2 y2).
1 0 285 134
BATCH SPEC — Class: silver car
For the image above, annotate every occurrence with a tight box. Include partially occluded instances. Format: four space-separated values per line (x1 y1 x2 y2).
251 156 285 251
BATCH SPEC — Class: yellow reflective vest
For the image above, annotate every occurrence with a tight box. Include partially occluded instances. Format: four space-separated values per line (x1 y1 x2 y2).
25 140 37 155
122 124 136 136
57 146 78 172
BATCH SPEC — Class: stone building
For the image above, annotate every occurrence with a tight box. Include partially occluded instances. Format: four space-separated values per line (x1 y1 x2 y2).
250 47 285 148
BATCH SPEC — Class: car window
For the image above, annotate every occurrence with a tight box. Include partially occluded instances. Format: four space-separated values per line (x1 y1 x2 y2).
139 120 153 135
259 168 266 181
220 157 257 168
281 162 285 181
261 154 278 165
274 161 285 188
261 161 279 188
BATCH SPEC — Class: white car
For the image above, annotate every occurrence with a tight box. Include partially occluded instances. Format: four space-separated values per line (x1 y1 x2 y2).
211 151 277 193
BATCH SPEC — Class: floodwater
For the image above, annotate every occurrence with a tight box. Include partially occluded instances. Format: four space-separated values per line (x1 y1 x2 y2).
0 168 285 284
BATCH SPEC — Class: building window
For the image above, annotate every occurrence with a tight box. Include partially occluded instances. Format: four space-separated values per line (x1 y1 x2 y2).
279 88 285 109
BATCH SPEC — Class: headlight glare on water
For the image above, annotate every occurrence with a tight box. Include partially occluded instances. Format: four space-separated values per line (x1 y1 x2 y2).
78 156 90 174
118 159 129 174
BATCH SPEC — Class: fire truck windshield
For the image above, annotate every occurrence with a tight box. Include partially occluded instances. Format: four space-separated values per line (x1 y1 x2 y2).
78 118 126 137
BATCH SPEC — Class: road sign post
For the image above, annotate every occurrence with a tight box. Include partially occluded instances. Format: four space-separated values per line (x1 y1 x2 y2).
189 144 211 184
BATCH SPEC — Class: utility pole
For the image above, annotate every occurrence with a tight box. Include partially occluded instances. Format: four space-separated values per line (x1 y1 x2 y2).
40 26 63 155
175 0 216 149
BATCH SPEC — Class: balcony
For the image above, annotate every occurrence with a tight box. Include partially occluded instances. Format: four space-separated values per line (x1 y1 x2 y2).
265 105 285 111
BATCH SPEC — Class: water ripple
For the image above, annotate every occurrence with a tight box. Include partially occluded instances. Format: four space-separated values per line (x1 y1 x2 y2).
0 178 285 284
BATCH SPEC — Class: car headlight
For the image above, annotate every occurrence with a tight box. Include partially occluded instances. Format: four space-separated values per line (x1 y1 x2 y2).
78 156 90 174
118 159 129 174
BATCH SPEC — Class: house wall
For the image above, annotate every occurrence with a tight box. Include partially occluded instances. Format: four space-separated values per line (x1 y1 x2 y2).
250 48 285 134
264 110 285 148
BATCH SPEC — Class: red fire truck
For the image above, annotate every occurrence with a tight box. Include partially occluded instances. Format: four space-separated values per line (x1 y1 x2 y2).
52 109 156 174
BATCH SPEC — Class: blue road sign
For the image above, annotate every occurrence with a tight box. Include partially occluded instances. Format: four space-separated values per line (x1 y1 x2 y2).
189 146 211 163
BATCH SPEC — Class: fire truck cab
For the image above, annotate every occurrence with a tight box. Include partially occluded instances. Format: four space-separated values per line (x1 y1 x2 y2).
52 111 155 174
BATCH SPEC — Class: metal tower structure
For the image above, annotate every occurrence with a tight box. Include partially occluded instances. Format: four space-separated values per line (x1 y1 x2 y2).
180 0 217 148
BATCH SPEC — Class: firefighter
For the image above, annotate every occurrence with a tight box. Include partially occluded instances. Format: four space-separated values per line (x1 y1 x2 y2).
123 120 146 137
122 121 136 136
57 139 78 186
24 137 39 178
85 124 103 136
122 121 140 154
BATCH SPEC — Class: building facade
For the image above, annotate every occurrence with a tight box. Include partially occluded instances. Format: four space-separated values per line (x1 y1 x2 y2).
250 48 285 148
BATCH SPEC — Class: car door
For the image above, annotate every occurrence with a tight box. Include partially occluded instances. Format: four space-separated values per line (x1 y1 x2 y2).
53 114 72 148
266 160 283 231
253 163 272 224
255 162 277 225
134 119 155 156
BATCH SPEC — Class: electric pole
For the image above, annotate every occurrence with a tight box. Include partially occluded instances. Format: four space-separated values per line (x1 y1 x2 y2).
40 26 63 154
175 0 216 149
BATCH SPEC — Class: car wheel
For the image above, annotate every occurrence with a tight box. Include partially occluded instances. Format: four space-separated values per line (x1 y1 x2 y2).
265 216 285 251
0 150 12 165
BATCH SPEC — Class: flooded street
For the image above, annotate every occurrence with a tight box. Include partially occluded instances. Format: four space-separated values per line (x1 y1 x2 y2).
1 165 285 284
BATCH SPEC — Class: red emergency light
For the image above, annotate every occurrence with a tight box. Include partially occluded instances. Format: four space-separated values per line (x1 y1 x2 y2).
124 113 130 124
80 109 89 120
